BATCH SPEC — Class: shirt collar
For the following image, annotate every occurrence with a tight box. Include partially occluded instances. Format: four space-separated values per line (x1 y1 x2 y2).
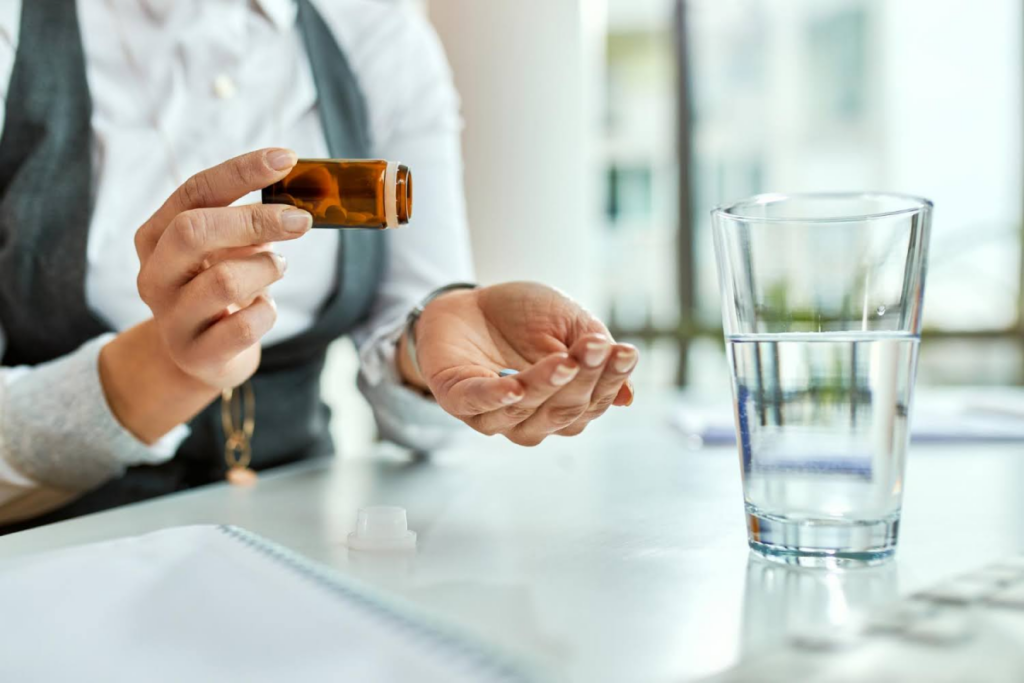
139 0 297 32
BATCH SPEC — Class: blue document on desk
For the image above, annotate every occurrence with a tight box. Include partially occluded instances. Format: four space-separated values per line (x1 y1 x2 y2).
0 525 538 683
673 389 1024 446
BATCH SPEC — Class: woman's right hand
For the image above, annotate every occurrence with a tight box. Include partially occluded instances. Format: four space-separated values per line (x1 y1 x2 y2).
134 148 311 389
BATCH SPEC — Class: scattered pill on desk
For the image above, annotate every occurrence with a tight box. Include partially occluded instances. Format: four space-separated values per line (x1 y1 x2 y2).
498 368 518 377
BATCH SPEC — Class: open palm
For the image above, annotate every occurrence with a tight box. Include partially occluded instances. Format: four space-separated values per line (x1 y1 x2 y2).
415 282 637 445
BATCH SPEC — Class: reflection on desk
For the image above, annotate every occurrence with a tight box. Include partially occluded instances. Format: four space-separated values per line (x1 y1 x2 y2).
741 553 899 656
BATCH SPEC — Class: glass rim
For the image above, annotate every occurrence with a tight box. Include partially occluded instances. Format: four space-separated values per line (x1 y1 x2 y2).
711 192 933 224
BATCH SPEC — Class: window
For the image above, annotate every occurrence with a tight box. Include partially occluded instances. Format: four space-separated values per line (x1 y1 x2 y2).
602 0 1024 389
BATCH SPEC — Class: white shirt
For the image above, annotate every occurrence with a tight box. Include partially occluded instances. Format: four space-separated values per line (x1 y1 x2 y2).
0 0 473 524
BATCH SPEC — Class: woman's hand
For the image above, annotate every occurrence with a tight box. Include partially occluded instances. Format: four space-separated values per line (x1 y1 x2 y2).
404 282 638 446
133 148 311 389
99 148 310 444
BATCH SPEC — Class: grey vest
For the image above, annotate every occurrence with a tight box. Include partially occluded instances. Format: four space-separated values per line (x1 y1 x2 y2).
0 0 385 530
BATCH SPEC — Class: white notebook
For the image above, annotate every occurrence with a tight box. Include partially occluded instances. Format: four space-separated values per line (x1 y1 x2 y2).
0 525 538 683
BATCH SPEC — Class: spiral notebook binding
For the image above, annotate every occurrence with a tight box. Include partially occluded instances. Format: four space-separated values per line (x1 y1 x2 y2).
217 525 543 683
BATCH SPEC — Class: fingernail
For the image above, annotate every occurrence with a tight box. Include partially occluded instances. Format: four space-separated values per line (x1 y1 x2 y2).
551 363 578 386
625 380 635 406
271 252 288 274
614 348 638 373
267 148 297 171
584 339 610 368
585 342 606 368
282 209 312 233
502 391 523 405
264 294 277 312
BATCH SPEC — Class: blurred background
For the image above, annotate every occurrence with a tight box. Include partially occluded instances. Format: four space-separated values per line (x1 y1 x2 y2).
329 0 1024 452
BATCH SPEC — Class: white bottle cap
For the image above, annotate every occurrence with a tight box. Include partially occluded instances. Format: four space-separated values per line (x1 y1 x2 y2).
384 161 400 228
347 506 417 551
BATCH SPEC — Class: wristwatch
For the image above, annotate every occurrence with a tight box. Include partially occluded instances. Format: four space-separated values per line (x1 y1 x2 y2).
404 282 478 379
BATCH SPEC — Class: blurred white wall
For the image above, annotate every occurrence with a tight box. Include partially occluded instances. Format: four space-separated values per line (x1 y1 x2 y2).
428 0 605 309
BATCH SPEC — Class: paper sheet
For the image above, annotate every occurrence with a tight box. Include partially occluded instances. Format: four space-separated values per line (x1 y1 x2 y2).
672 389 1024 446
0 525 536 683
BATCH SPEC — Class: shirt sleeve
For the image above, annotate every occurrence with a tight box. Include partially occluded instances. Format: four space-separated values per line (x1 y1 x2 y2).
347 7 474 451
0 331 189 526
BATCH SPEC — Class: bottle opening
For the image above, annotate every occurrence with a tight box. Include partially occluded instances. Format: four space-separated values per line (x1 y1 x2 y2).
397 165 413 224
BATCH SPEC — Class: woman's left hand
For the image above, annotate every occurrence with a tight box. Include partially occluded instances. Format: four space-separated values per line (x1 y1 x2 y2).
400 282 638 446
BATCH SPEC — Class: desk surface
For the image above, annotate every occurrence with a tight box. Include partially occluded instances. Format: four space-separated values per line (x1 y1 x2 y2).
2 395 1023 683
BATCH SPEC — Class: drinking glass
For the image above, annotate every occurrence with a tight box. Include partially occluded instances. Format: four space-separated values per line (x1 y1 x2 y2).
712 193 932 566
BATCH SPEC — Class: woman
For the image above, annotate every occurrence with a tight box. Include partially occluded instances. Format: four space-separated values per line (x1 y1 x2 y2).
0 0 638 530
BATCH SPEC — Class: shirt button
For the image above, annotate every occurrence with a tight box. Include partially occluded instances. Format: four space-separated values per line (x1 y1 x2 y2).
213 74 237 100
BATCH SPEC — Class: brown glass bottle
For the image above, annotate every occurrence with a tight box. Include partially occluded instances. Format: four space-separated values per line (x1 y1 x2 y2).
262 159 412 229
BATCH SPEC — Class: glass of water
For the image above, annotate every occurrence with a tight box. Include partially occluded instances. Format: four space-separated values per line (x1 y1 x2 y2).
712 193 932 567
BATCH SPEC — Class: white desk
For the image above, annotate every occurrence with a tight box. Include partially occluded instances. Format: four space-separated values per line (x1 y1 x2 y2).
2 394 1023 682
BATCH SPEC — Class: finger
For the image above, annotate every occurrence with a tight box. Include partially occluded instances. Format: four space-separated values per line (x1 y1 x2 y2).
144 204 310 295
136 147 298 261
512 334 611 438
613 379 635 407
467 353 579 436
171 251 287 338
206 243 275 267
435 370 526 417
584 343 637 413
555 344 638 436
180 295 278 377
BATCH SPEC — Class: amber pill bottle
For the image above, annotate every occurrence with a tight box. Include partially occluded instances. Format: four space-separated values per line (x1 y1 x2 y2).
262 159 412 229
